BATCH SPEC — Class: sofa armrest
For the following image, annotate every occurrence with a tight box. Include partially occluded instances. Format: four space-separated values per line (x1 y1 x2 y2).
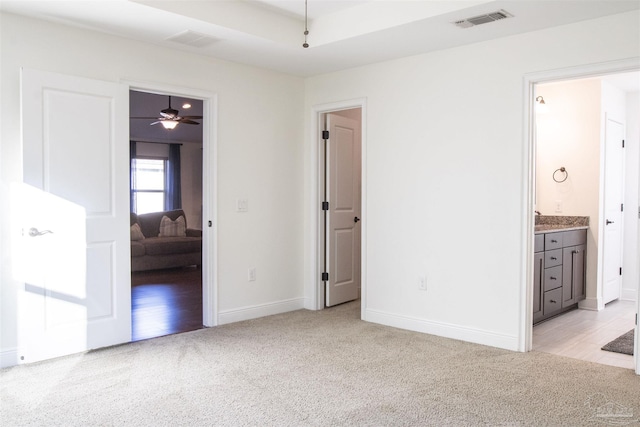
186 228 202 237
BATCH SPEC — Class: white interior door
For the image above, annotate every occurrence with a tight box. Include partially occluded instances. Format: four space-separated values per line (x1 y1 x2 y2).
325 113 361 307
602 117 625 305
19 68 130 363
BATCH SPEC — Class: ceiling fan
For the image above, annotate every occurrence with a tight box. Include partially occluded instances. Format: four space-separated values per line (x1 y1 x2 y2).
131 96 202 130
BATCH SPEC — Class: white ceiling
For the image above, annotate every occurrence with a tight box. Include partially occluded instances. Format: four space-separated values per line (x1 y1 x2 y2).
250 0 371 19
1 0 639 77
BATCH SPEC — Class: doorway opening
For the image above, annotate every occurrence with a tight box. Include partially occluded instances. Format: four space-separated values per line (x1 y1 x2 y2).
310 100 366 313
129 89 205 341
527 69 639 370
320 108 363 308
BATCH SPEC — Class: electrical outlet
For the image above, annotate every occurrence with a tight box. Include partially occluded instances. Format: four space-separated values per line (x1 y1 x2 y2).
248 267 256 282
555 200 562 213
418 276 427 291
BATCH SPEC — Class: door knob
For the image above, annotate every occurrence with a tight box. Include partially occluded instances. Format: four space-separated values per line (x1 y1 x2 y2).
354 217 360 223
28 227 53 237
606 219 614 225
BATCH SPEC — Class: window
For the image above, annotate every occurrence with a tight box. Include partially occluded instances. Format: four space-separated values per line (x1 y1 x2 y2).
131 158 166 214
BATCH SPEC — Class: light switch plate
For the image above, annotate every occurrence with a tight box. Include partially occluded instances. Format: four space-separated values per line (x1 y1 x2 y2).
237 198 248 212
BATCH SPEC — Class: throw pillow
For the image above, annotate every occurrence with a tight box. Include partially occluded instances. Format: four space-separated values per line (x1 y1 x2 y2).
130 223 145 241
158 215 186 237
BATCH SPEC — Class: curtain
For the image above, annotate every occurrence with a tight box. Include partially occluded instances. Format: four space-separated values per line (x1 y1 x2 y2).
129 140 136 213
165 143 182 211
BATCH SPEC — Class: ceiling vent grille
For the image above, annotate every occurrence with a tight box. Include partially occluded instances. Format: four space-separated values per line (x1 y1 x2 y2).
166 30 220 48
453 10 513 29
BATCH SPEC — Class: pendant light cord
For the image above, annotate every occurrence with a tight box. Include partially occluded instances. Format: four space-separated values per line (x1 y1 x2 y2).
303 0 309 48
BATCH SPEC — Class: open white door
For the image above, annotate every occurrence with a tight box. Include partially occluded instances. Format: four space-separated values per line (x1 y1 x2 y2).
602 117 625 305
18 68 130 363
324 113 361 307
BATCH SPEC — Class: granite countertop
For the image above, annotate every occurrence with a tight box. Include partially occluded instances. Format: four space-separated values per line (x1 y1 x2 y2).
534 215 589 234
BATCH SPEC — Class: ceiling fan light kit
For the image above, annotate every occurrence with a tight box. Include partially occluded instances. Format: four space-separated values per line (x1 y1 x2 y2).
161 120 179 130
131 95 202 130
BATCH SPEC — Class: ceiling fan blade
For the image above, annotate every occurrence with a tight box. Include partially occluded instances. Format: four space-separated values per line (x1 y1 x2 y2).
178 119 200 125
150 121 162 126
131 116 161 119
160 111 177 119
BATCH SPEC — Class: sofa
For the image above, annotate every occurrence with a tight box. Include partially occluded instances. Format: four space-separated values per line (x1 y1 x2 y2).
130 209 202 272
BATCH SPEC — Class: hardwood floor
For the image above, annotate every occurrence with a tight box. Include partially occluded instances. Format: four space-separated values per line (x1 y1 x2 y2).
131 267 203 342
533 299 636 370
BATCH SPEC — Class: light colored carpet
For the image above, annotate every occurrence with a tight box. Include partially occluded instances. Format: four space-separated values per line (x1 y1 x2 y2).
1 301 639 426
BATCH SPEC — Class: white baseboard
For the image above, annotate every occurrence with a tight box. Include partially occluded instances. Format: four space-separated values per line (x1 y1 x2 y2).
218 298 305 325
621 288 638 302
1 348 19 368
579 297 600 311
364 308 519 352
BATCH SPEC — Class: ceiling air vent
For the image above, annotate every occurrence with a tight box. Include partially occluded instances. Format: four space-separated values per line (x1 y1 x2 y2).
453 9 513 29
166 30 220 48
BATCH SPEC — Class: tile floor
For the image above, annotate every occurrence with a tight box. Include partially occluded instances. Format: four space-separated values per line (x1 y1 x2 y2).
533 300 637 370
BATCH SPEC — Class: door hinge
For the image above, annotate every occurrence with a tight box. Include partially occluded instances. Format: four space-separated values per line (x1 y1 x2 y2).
208 220 212 227
636 313 638 325
322 201 329 211
322 272 328 281
322 130 329 140
622 139 625 148
621 203 624 212
619 267 622 276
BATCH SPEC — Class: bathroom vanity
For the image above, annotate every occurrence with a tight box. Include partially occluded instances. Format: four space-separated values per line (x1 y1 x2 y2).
533 216 589 325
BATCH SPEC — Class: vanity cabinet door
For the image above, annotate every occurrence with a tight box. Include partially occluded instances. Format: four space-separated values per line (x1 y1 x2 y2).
533 252 544 322
562 244 586 308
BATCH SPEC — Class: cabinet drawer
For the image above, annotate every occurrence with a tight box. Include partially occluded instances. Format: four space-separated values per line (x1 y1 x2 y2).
544 265 563 291
544 249 562 268
545 232 563 250
534 234 544 253
544 288 563 316
563 229 587 246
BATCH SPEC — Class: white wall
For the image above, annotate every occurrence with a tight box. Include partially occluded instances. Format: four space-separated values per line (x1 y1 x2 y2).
304 11 640 350
0 12 305 364
623 91 640 301
535 79 602 305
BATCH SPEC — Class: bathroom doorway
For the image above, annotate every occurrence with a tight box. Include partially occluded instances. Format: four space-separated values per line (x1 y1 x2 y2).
528 69 639 370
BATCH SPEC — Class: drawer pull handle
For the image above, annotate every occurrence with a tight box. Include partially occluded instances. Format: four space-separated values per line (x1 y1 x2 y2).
550 257 557 260
550 276 557 280
551 239 558 243
573 250 580 254
550 299 557 303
